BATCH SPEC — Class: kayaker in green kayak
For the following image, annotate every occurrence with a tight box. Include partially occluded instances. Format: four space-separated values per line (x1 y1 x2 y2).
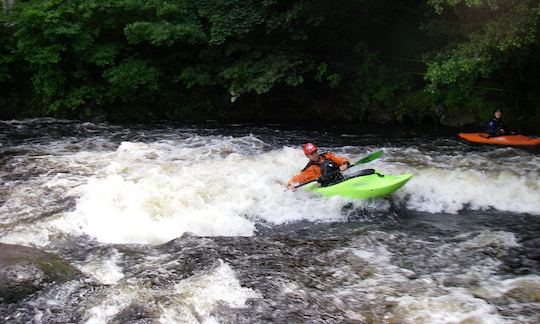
287 143 350 191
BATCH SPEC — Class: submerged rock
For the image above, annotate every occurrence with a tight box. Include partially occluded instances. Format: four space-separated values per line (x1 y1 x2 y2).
0 243 82 304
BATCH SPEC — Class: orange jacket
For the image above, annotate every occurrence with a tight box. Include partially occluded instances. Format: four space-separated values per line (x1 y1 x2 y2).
288 153 350 185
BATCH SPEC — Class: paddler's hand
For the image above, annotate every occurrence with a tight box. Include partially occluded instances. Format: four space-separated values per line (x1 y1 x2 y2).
287 183 299 191
339 163 349 172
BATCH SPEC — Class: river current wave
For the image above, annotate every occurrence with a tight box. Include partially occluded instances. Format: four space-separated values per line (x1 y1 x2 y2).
1 119 539 323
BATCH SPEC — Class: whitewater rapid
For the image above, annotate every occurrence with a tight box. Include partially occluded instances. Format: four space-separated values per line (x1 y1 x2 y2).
1 119 540 323
1 121 539 246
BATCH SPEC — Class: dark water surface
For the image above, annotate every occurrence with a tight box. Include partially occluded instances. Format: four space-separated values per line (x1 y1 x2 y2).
1 119 539 323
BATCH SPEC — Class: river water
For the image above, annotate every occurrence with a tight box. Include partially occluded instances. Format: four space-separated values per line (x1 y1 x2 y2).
0 119 539 323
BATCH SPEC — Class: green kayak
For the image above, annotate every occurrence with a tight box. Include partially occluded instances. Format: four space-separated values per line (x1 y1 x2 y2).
302 170 413 199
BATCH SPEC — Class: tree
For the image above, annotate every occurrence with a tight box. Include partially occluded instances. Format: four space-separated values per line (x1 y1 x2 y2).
5 0 329 115
424 0 540 93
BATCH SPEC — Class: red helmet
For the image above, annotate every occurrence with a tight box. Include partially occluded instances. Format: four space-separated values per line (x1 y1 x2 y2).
303 143 318 155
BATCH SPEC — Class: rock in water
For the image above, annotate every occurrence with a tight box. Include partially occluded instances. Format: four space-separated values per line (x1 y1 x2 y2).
0 243 82 303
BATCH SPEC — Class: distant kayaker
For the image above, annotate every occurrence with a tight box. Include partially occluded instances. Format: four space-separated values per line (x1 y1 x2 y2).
287 143 350 191
486 108 506 137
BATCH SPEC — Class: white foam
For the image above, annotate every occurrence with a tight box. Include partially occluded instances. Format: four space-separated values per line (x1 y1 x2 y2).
453 230 520 249
375 148 540 215
159 261 260 323
76 249 125 285
53 143 352 244
391 289 504 323
399 168 540 214
82 261 258 323
0 225 53 247
3 136 539 247
84 290 136 324
337 232 512 323
474 274 540 300
6 139 356 246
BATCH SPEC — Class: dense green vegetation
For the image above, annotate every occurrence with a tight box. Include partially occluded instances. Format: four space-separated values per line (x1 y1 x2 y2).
1 0 539 128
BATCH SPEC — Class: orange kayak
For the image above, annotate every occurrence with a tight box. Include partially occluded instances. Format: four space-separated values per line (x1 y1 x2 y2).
458 132 540 146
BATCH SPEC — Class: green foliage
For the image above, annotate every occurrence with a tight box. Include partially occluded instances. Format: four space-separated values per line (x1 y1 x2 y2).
427 0 487 14
3 0 327 114
197 0 266 45
344 43 413 119
402 90 438 112
424 0 540 93
0 0 538 122
124 21 206 46
315 63 341 89
464 95 494 120
221 53 306 101
103 58 160 101
0 11 14 83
